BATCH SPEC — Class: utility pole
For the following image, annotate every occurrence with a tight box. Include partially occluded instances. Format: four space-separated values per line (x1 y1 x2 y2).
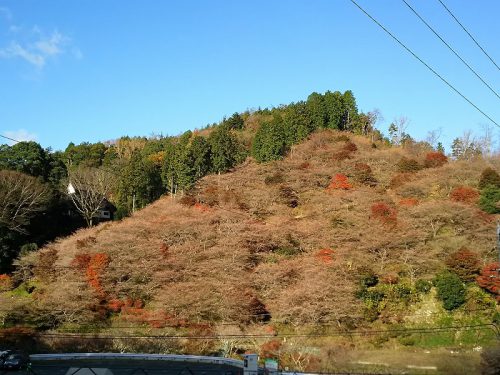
132 193 136 213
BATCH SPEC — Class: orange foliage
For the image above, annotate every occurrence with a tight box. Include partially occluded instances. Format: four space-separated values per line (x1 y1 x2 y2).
85 253 110 297
0 274 12 291
371 202 397 225
424 152 448 168
381 274 399 285
450 186 479 204
399 198 419 207
260 340 282 359
299 162 311 170
107 298 125 313
476 262 500 302
327 174 352 190
315 248 335 264
193 202 210 212
71 253 91 270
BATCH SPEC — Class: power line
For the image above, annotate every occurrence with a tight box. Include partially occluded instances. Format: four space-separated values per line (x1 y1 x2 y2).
436 0 500 71
9 323 498 340
348 0 499 128
0 134 21 144
401 0 500 100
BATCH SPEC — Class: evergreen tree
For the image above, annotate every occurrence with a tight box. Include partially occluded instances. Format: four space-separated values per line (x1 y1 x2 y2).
208 125 242 173
252 115 288 162
323 90 344 129
225 112 245 130
306 92 327 129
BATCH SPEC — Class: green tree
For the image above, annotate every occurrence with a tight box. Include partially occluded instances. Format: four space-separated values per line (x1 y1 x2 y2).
323 90 344 129
306 92 326 129
478 185 500 214
282 102 314 145
252 116 288 162
0 141 51 180
119 151 163 213
189 135 212 179
434 271 466 310
208 125 243 173
225 112 245 130
342 90 358 131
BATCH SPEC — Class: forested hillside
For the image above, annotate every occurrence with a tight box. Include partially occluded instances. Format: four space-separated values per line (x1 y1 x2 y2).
1 90 499 373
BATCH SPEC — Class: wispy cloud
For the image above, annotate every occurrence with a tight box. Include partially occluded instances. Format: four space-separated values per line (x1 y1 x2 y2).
0 9 80 70
1 129 38 145
0 7 12 21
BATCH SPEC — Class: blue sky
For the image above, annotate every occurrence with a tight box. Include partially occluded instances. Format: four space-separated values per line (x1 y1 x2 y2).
0 0 499 152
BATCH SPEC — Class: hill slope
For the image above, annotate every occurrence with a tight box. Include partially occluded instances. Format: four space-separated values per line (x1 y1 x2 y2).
2 130 499 370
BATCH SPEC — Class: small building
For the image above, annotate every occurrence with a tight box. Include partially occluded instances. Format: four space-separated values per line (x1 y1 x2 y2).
94 199 117 222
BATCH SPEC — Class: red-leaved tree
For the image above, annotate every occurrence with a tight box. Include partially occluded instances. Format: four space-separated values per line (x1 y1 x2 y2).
476 262 499 302
450 186 479 204
424 152 448 168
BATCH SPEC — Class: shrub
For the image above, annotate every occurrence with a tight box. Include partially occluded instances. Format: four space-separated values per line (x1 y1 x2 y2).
86 253 110 297
260 340 281 359
433 272 466 310
479 185 500 214
34 248 58 282
279 185 299 208
71 253 92 270
389 173 413 189
334 135 351 143
370 202 397 225
76 236 97 249
353 163 377 186
343 141 358 153
476 262 500 302
179 195 197 207
424 152 448 168
397 157 422 173
381 274 399 285
479 167 500 189
415 279 432 294
445 248 480 282
449 186 479 204
264 172 285 185
332 149 353 161
357 266 378 288
327 174 352 190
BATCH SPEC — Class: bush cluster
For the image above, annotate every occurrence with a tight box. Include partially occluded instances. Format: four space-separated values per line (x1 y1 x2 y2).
433 271 466 310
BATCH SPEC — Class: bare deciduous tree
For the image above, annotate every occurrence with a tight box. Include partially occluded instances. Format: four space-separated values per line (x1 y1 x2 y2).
67 167 115 227
0 170 51 234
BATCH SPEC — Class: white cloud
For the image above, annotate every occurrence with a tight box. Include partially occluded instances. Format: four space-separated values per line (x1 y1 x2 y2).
2 129 38 145
0 30 71 68
0 41 45 67
0 9 81 70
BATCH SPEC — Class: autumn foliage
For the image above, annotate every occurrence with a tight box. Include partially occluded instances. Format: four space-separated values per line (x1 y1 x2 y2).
424 152 448 168
327 174 352 190
0 274 12 291
450 186 479 204
85 253 110 296
370 202 397 225
260 340 282 359
315 248 335 264
399 198 419 207
446 249 480 282
476 262 500 302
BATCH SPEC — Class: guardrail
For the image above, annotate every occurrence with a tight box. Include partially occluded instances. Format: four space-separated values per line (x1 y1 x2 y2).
30 353 245 368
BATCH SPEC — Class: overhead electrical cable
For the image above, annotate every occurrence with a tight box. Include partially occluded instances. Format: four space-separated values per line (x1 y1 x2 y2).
402 0 499 100
436 0 500 71
0 134 21 144
348 0 499 128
